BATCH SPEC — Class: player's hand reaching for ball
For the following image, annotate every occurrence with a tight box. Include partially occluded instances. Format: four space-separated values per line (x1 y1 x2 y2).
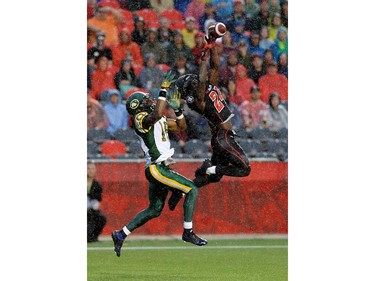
161 70 176 90
167 89 181 110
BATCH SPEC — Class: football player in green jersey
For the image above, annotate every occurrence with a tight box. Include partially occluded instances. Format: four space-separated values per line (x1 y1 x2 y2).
111 71 207 257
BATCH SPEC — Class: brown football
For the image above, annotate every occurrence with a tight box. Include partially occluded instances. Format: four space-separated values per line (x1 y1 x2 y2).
208 22 227 39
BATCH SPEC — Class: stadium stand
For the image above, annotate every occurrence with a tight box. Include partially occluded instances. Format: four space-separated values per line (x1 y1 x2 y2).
86 1 288 161
87 128 112 143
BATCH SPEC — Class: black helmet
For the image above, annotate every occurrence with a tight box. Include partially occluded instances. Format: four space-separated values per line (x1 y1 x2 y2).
174 74 198 99
126 91 154 116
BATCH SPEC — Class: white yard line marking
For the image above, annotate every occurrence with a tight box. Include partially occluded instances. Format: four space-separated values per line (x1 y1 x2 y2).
88 245 288 251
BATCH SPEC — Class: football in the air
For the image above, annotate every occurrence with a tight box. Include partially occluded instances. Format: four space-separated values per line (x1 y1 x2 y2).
208 22 227 39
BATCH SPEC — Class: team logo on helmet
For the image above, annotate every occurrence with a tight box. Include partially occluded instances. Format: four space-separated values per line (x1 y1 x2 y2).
130 99 140 109
186 95 194 103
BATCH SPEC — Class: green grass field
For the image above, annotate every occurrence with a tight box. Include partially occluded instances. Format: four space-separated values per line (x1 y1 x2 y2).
88 238 288 281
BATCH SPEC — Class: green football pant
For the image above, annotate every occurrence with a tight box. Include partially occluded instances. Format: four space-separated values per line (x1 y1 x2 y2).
126 163 198 232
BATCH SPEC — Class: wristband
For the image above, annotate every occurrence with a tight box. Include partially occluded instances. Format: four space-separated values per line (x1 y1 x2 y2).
176 114 184 120
174 108 183 117
158 89 167 98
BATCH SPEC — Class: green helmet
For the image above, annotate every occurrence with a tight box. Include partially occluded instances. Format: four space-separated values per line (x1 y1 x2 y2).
126 91 155 116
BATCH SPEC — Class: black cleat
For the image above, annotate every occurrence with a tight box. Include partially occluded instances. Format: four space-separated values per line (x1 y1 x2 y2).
168 190 184 211
182 230 208 246
111 230 125 257
195 159 212 177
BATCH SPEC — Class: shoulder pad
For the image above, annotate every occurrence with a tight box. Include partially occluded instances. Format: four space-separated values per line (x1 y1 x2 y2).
134 112 151 133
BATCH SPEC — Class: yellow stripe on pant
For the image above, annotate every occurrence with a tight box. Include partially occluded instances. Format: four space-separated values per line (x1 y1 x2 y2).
149 164 192 193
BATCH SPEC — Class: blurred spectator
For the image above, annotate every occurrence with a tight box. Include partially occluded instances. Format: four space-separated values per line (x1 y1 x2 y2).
258 60 288 102
239 85 269 129
141 28 167 64
150 0 174 14
221 31 237 61
248 53 265 84
157 17 176 48
112 27 143 70
166 31 194 67
185 0 206 25
87 3 123 46
235 64 256 105
227 79 241 106
174 0 190 14
182 17 199 49
191 32 206 66
139 53 165 98
169 54 197 79
263 48 277 65
114 59 138 94
274 26 288 57
268 0 281 18
244 0 260 18
237 40 252 70
249 0 270 33
215 41 227 68
219 52 240 87
87 162 107 242
87 31 113 70
123 0 151 11
259 25 275 52
103 89 129 135
220 86 243 130
131 16 148 46
280 0 288 28
267 92 288 132
90 55 117 100
226 0 252 34
248 33 264 57
268 12 284 41
198 2 223 32
211 0 234 23
277 52 288 78
87 0 97 19
230 19 251 45
98 0 120 9
87 91 108 130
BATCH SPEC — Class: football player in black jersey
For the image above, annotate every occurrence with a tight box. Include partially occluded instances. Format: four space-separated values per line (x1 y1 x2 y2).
167 33 251 209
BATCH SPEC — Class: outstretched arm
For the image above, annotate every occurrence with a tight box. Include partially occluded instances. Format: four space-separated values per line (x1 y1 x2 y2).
208 44 219 86
195 53 210 112
142 89 168 129
143 71 177 128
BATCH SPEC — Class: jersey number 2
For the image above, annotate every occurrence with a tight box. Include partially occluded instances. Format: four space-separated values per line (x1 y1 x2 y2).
209 91 224 113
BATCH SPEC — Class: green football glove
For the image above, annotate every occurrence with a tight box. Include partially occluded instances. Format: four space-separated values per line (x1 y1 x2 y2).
161 70 176 89
167 89 181 110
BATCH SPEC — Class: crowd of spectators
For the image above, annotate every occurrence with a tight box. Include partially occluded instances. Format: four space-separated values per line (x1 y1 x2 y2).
87 0 288 159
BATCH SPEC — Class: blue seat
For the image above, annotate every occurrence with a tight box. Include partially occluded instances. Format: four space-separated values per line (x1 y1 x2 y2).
183 139 209 158
247 127 274 141
87 128 112 143
267 139 288 161
113 128 139 144
87 141 99 157
274 127 288 140
126 141 144 158
238 139 262 158
170 140 183 154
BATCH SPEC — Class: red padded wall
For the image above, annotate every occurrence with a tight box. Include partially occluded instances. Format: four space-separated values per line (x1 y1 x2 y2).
95 161 288 235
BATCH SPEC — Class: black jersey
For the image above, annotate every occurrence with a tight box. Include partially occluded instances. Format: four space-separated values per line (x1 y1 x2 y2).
185 84 234 128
